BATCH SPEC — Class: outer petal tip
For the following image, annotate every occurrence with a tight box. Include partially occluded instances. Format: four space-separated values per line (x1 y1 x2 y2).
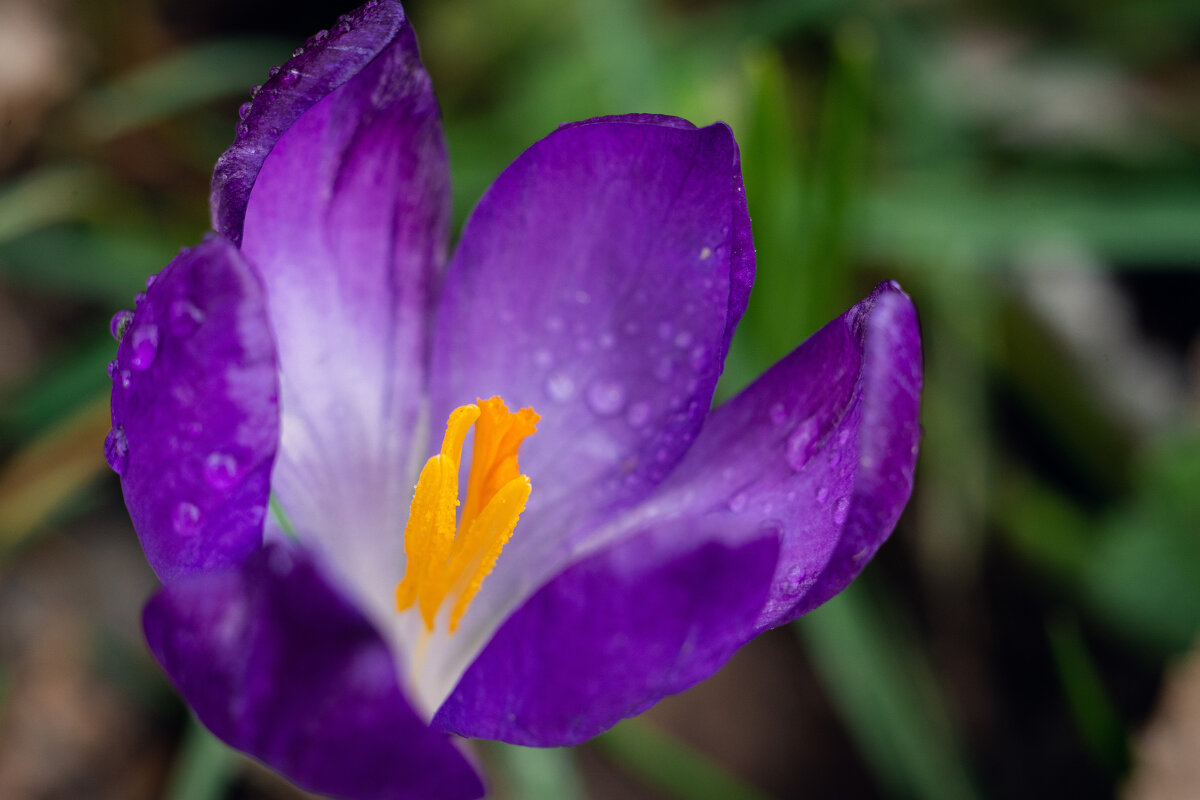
211 0 411 244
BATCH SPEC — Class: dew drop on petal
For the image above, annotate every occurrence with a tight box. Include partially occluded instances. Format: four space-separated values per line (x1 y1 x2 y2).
657 321 673 340
816 486 830 504
728 492 748 513
119 369 132 389
173 502 202 535
626 401 651 428
145 273 158 290
654 357 674 381
109 309 133 341
586 379 626 416
545 372 575 402
833 496 850 525
281 68 301 86
169 298 205 336
784 417 819 471
238 101 252 120
129 324 159 371
268 65 281 77
673 331 693 348
768 402 786 425
544 316 564 333
106 360 117 379
689 345 707 369
250 83 262 98
203 452 240 490
292 46 305 57
533 348 552 368
598 332 616 350
310 29 329 44
236 122 250 139
104 427 128 475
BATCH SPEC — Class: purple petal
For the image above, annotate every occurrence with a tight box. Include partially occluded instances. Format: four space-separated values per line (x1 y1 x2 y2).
434 527 779 745
436 282 920 744
428 117 753 648
144 544 484 800
212 0 410 245
657 281 923 627
238 6 448 612
110 234 278 583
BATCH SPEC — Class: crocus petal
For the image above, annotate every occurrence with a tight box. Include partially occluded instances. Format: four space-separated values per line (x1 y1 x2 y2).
144 544 485 800
434 528 779 745
657 281 922 628
421 117 753 703
211 0 409 245
437 282 920 743
110 234 278 583
238 7 448 620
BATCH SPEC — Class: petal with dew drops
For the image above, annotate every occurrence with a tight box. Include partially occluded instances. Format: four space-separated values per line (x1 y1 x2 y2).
422 117 754 698
238 5 449 623
436 283 920 743
110 234 278 583
144 544 485 800
211 0 411 245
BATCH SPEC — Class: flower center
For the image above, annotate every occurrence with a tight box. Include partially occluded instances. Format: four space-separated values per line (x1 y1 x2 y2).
395 396 538 633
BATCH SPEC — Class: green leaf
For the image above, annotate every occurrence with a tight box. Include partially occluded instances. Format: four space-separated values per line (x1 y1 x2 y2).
797 580 980 800
594 718 773 800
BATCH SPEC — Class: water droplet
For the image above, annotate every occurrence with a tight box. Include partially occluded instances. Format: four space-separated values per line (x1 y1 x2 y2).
292 46 305 57
545 372 575 402
673 331 693 348
833 496 850 525
106 360 117 379
104 427 128 474
236 122 250 139
573 289 591 304
787 565 806 587
544 316 564 333
129 325 159 371
689 345 707 369
626 401 651 428
623 320 640 335
654 357 674 381
768 402 787 425
281 68 301 86
785 417 819 471
728 492 748 512
173 502 202 535
169 299 204 336
268 65 281 77
816 486 829 504
700 246 712 260
145 273 158 290
335 19 352 34
109 309 133 341
204 452 240 490
133 291 147 308
119 369 132 389
598 332 616 350
238 101 252 119
657 321 673 340
586 379 626 416
533 348 552 367
310 29 329 44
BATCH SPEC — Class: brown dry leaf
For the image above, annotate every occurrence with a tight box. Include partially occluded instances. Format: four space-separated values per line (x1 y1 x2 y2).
1124 639 1200 799
0 393 112 550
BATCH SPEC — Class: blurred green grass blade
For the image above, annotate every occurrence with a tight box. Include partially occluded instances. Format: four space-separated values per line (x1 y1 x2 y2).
0 225 172 304
593 719 773 800
166 719 238 800
797 581 980 800
1046 615 1130 774
77 37 291 141
0 165 108 243
0 338 114 439
0 395 111 553
866 174 1200 266
1082 432 1200 653
993 468 1092 582
489 744 586 800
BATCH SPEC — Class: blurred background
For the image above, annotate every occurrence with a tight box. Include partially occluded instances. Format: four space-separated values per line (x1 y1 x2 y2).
1 0 1198 797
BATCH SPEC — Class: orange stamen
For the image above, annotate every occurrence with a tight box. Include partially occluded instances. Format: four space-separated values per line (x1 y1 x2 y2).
395 397 538 633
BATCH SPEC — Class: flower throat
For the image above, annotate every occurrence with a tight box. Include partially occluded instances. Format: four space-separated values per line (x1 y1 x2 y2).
396 397 538 633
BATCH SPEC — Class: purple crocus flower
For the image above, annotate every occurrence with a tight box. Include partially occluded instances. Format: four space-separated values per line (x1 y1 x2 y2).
105 2 922 798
